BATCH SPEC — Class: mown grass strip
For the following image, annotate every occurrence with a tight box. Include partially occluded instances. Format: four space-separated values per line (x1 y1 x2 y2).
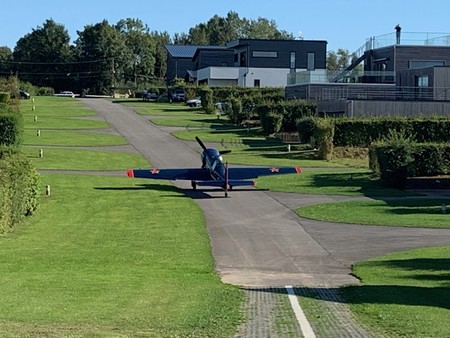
23 116 108 129
0 174 242 337
23 147 150 170
297 198 450 228
257 171 415 196
21 97 95 117
343 246 450 337
23 129 128 146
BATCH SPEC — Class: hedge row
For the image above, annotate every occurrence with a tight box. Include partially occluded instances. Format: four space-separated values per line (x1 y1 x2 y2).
0 148 40 234
369 142 450 189
0 110 23 146
298 117 450 148
333 118 450 147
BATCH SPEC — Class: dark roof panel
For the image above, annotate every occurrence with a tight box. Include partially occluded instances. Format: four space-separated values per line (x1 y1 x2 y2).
165 45 224 58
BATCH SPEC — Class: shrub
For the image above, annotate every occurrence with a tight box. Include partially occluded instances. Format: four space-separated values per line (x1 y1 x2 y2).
314 118 334 161
259 110 283 134
0 92 9 103
226 97 243 125
0 151 39 234
0 111 23 146
297 116 317 144
199 87 215 114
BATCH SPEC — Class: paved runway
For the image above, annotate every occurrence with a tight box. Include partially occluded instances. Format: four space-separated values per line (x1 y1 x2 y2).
82 99 450 288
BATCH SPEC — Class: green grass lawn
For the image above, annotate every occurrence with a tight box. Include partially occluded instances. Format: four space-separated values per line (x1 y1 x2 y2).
21 96 95 117
23 147 150 170
256 171 415 196
23 115 108 129
23 129 128 146
297 198 450 228
0 174 242 337
342 246 450 337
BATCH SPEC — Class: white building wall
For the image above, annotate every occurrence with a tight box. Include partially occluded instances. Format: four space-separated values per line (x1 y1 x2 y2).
240 68 295 87
197 66 301 87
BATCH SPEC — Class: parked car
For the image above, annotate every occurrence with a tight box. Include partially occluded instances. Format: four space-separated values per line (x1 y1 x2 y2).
172 89 185 102
55 91 76 98
142 90 158 101
19 90 30 99
186 97 201 107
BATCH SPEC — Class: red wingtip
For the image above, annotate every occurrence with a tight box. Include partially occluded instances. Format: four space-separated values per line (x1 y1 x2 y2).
127 169 134 178
295 166 302 174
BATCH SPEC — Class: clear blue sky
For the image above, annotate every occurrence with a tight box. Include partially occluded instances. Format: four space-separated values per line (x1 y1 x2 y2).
2 0 449 53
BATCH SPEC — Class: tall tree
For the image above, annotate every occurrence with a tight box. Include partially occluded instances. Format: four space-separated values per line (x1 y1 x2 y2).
243 17 293 40
179 11 292 46
12 19 72 88
327 48 357 70
151 31 170 82
0 46 13 77
115 18 156 87
74 20 128 94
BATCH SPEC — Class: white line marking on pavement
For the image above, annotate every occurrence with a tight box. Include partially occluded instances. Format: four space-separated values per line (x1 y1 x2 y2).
285 285 316 338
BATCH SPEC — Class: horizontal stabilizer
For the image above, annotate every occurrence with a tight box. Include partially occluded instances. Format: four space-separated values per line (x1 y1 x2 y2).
195 180 255 187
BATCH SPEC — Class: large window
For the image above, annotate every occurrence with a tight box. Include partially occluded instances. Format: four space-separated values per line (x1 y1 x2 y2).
307 52 315 70
409 60 444 69
415 75 431 100
290 52 296 69
416 75 429 87
252 51 278 58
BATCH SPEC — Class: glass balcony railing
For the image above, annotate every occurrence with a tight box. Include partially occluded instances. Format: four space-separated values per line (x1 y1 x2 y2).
287 70 396 85
362 32 450 56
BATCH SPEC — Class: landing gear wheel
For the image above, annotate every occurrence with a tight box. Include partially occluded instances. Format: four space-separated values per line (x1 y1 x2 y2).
191 181 197 190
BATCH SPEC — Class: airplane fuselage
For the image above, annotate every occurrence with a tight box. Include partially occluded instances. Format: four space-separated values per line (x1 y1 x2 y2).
201 148 226 181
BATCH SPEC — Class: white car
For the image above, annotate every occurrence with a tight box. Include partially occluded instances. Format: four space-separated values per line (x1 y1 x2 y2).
55 91 76 98
186 97 201 107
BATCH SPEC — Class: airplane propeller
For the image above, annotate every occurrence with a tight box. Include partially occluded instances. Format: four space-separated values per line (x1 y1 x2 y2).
196 136 231 155
195 136 207 150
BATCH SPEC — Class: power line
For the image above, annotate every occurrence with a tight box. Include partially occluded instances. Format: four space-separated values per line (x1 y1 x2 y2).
0 59 112 66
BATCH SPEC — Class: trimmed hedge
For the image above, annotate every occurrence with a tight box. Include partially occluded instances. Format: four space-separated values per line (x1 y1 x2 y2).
369 142 450 188
0 149 39 234
0 110 23 146
333 117 450 147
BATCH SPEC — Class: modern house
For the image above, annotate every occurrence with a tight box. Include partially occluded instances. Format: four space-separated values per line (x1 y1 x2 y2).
165 39 327 87
285 32 450 117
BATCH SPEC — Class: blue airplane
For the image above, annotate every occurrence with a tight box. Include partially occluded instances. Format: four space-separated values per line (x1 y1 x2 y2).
127 137 301 197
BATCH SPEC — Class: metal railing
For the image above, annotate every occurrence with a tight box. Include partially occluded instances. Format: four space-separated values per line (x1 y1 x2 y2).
314 85 450 102
288 70 396 85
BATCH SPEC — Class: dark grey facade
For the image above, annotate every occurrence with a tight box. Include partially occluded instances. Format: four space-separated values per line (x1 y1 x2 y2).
165 39 328 85
192 48 234 69
226 39 327 70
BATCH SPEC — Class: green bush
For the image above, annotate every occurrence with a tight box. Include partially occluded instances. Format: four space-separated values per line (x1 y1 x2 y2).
0 111 23 146
369 134 450 189
333 117 450 147
0 92 9 103
199 87 215 114
0 151 39 234
259 110 283 134
314 118 334 161
297 116 317 144
226 97 243 125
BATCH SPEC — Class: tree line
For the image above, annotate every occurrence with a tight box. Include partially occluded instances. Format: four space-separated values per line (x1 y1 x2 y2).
0 12 353 95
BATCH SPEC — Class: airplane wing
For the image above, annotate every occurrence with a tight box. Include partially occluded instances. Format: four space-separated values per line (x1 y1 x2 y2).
228 166 301 180
127 168 212 181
